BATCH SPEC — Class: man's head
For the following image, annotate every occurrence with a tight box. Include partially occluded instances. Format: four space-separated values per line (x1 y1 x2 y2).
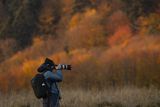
44 58 55 69
37 58 55 72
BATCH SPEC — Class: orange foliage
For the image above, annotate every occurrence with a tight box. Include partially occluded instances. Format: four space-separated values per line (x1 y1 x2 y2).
106 11 131 34
1 36 160 91
50 49 92 65
70 49 92 65
108 25 132 46
51 51 69 63
32 37 44 48
22 59 42 77
67 8 106 49
69 13 81 29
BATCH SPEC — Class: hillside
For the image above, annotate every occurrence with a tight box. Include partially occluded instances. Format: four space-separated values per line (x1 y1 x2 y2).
0 0 160 92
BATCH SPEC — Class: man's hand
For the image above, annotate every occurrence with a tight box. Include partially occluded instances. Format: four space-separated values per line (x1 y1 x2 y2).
56 64 62 70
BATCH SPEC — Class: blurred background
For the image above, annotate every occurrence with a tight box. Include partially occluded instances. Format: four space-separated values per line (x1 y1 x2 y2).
0 0 160 93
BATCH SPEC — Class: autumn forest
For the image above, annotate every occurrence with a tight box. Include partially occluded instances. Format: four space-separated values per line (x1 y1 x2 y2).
0 0 160 93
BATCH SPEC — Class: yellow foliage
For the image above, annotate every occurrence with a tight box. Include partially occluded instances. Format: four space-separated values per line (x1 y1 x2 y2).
67 8 106 49
69 9 97 30
138 13 160 35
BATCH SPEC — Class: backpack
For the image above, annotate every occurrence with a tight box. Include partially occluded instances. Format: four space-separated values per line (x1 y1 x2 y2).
31 73 49 99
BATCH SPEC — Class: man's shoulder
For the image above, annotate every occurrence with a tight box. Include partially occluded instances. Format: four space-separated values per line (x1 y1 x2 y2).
43 70 53 77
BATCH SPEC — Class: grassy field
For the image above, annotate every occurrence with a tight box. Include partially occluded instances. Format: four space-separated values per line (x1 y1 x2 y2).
0 87 160 107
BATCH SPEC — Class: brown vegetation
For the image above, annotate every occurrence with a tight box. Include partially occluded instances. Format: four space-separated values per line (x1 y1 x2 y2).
0 87 160 107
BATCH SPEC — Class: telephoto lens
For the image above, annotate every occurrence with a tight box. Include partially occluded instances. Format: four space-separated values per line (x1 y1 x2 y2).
61 64 71 70
55 64 72 70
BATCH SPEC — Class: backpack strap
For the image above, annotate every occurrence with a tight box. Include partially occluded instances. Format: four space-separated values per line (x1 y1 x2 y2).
55 82 61 99
41 71 52 96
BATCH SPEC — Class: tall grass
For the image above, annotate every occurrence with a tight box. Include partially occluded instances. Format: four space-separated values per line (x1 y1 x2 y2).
0 87 160 107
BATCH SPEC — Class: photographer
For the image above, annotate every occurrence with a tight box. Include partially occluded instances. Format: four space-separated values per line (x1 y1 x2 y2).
39 58 63 107
31 58 71 107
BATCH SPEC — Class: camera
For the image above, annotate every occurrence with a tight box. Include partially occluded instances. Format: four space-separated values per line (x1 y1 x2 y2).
37 63 72 72
55 64 72 70
37 58 72 72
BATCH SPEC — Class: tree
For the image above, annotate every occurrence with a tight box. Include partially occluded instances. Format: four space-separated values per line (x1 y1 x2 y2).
122 0 160 31
0 39 17 62
138 13 160 35
66 9 106 49
0 0 42 48
37 0 62 36
73 0 92 13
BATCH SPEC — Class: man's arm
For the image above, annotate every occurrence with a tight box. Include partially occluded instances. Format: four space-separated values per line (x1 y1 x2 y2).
44 70 63 82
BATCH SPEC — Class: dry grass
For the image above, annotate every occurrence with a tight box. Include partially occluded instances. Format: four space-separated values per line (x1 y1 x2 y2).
0 87 160 107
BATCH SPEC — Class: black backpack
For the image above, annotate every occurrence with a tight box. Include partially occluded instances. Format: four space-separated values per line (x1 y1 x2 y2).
31 73 49 99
